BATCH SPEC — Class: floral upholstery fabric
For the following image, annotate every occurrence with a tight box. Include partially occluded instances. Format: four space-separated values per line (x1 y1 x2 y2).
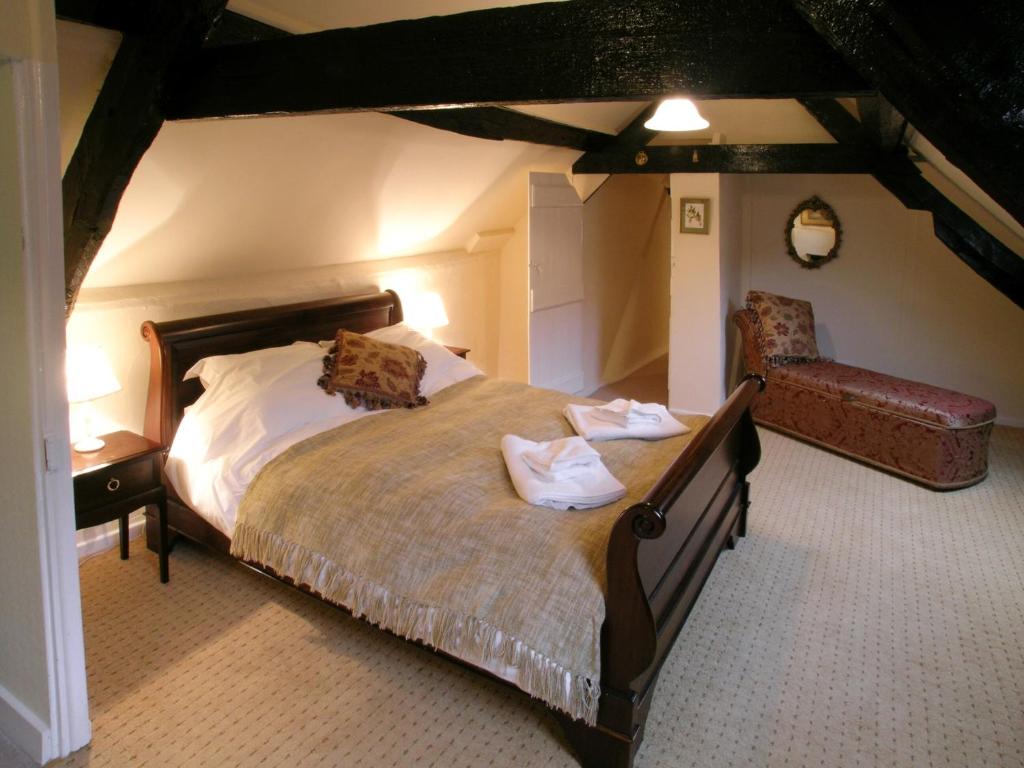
769 362 996 429
754 362 995 489
733 309 768 377
745 290 820 366
733 305 996 488
318 330 427 410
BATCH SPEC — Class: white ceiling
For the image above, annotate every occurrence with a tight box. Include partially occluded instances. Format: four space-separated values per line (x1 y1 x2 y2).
226 0 566 34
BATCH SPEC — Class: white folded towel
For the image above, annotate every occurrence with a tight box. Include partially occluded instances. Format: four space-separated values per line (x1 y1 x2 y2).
501 435 626 510
564 402 690 442
591 399 663 427
521 436 602 481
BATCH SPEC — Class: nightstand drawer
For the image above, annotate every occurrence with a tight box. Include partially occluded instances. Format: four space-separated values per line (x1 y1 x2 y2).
73 455 160 513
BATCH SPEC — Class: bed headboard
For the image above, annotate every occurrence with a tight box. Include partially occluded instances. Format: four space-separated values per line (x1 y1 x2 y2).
141 290 403 449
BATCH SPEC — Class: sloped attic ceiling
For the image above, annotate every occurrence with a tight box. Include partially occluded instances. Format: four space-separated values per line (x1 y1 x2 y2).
58 1 1024 313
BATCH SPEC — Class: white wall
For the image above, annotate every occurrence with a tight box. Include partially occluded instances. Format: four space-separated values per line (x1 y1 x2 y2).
580 174 671 395
1 1 90 761
78 109 577 288
719 174 744 392
497 215 529 382
56 18 584 447
740 174 1024 425
668 173 731 415
0 55 52 744
68 249 502 441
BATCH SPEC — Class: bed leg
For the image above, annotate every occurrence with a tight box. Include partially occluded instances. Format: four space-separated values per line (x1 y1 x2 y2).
738 479 750 538
558 717 637 768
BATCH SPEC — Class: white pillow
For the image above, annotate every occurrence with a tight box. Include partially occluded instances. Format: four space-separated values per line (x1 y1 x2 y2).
184 341 321 389
364 324 482 396
168 342 367 536
180 342 360 462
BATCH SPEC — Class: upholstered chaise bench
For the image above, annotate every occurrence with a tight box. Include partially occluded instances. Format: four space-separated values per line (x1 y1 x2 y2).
734 291 996 490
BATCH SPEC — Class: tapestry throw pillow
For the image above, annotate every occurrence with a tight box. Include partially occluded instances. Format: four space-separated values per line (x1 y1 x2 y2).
318 330 428 410
745 290 820 367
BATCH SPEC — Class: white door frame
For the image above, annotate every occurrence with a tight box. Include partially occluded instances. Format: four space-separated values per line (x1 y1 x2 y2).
2 45 91 766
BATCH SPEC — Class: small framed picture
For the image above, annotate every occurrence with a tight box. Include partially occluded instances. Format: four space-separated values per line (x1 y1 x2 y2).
680 198 710 234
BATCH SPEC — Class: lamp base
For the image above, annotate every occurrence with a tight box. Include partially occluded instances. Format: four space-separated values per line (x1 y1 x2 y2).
73 436 106 453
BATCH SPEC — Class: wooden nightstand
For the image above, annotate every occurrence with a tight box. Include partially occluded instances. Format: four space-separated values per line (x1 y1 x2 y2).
445 345 470 359
71 431 169 583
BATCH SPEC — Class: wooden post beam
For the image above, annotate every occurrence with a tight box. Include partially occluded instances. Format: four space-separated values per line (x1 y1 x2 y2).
393 107 611 151
62 0 228 315
166 0 869 120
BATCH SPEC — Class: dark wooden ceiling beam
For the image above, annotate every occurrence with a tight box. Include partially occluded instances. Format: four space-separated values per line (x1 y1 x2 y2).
790 0 1024 227
166 0 870 120
572 143 894 175
196 12 614 150
879 173 1024 308
394 107 611 151
856 96 906 148
571 102 662 173
799 97 1024 309
203 9 290 46
796 97 867 144
62 0 228 315
606 103 659 149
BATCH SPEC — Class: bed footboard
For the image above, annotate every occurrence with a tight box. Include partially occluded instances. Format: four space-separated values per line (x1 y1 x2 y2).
564 374 764 768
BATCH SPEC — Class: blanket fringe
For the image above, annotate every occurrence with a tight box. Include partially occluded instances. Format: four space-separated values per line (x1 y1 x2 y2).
231 523 601 725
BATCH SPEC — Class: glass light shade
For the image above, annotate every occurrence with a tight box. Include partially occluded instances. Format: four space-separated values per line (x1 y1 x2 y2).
644 99 710 132
67 344 122 404
404 292 450 334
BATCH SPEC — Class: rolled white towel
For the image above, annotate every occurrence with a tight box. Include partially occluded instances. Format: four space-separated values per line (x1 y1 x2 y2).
564 403 690 442
591 399 663 427
521 436 602 481
501 435 626 510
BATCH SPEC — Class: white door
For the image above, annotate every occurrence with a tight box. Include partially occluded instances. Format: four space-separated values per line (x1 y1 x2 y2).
528 172 584 393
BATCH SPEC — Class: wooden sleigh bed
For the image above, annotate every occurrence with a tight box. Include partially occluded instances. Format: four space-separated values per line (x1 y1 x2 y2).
140 289 764 768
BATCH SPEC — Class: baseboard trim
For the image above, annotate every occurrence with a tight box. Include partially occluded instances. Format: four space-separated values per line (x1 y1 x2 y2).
0 683 48 765
669 407 712 418
76 510 145 561
996 415 1024 428
538 372 586 395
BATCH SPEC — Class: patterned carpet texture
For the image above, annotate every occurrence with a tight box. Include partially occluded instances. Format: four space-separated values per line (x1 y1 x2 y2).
58 427 1024 768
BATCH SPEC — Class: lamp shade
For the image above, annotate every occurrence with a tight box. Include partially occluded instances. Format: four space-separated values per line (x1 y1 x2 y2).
67 344 122 404
404 292 450 333
644 99 710 132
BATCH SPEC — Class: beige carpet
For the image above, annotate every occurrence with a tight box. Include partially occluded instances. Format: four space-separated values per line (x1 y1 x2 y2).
55 426 1024 768
589 356 668 405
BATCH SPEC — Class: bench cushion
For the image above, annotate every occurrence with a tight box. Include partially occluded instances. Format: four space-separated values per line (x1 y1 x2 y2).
745 290 821 366
770 362 996 429
755 361 995 488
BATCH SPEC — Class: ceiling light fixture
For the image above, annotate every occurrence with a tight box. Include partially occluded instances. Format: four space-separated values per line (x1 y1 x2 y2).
644 98 709 132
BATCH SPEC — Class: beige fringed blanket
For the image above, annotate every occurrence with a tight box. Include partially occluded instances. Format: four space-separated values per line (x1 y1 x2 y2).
231 376 700 724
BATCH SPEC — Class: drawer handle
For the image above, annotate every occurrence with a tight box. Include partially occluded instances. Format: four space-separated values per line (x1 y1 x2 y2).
106 477 121 492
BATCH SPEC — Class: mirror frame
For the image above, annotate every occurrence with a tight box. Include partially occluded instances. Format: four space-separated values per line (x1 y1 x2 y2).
785 195 842 269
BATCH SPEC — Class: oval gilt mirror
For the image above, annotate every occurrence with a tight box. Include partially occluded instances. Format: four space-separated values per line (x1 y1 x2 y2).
785 195 841 268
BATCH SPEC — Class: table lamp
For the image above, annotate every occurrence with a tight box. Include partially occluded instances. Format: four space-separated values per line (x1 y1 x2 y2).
404 292 449 339
67 344 122 453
